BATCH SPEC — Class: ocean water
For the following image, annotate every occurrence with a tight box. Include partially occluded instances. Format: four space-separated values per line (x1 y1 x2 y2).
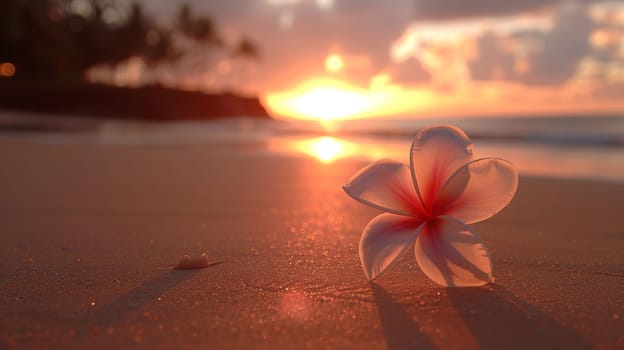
1 112 623 181
268 116 624 182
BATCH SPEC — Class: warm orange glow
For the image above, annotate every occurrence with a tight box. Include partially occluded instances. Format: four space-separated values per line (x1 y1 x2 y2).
369 73 391 89
267 136 358 163
0 62 16 77
265 78 403 121
265 77 624 121
325 54 344 72
309 136 344 163
267 136 407 164
301 136 353 163
590 29 620 48
514 59 530 74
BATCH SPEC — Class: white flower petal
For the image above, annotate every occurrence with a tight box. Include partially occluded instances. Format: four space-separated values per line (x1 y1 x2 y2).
344 159 426 216
410 126 473 212
359 213 424 281
434 158 518 224
414 217 492 287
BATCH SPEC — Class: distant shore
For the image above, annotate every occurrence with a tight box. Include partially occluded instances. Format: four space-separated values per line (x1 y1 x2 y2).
0 81 271 121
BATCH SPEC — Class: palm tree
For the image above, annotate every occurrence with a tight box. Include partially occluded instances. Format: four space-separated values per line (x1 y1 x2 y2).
231 36 260 90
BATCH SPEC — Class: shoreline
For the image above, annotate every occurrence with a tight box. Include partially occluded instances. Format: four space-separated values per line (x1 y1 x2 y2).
2 109 623 184
0 82 271 122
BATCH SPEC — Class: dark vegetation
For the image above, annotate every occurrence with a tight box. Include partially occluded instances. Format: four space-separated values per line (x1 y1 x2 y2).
0 0 269 120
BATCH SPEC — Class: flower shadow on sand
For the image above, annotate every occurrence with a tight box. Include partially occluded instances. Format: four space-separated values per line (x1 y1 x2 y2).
371 284 436 350
372 284 590 350
448 285 591 350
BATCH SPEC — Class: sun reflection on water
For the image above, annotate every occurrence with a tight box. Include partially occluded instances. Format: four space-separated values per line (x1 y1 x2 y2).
309 137 346 163
268 136 357 164
267 135 407 164
296 136 356 163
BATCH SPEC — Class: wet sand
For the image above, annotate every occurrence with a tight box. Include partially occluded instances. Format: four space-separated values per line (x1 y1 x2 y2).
0 139 622 349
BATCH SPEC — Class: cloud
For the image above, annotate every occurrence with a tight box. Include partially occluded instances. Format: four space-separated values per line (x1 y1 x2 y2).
468 3 624 87
385 57 431 84
520 4 595 84
468 31 518 81
398 4 605 87
411 0 558 20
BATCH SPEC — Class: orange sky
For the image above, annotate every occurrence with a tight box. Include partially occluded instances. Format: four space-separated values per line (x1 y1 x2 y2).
264 51 624 121
264 57 624 121
119 0 624 120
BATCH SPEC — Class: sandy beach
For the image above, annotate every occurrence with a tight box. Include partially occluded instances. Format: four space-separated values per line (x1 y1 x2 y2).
0 138 623 349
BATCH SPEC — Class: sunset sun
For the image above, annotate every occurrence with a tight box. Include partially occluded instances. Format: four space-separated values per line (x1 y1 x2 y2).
265 77 405 121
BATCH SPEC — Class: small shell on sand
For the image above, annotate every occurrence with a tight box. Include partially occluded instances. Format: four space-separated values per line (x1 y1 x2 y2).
174 253 211 270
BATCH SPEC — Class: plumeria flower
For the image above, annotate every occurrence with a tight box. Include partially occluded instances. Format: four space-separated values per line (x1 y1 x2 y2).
343 125 518 287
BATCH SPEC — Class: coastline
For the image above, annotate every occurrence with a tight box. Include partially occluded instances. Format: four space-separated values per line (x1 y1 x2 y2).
1 111 622 183
0 138 622 349
0 82 271 121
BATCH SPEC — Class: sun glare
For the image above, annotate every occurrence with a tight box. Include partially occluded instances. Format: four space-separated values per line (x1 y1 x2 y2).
265 78 401 121
268 136 355 163
300 136 359 163
325 54 344 73
267 135 409 164
309 136 344 163
288 86 369 120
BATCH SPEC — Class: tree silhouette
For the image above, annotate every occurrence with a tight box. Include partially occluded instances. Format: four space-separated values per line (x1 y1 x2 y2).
232 37 260 60
177 4 222 47
231 36 260 87
0 0 258 85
